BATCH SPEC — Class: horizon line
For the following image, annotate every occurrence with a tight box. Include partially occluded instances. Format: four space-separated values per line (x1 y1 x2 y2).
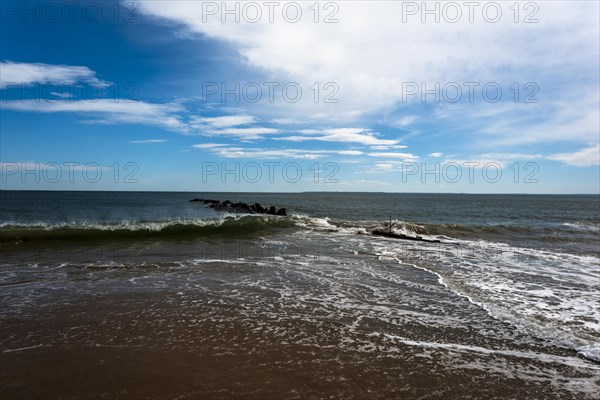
1 189 599 196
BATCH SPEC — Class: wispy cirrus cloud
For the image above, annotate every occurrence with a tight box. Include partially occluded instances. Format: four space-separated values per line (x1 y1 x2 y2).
206 127 279 138
367 161 404 172
129 139 168 144
471 95 600 147
1 61 111 88
383 115 419 128
548 144 600 167
280 128 400 146
189 114 278 139
1 99 187 132
203 147 326 160
194 145 364 160
370 145 408 150
443 150 597 168
193 115 256 128
367 152 418 160
192 143 228 149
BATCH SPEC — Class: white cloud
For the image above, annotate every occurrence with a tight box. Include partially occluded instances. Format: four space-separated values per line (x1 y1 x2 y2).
135 1 599 132
548 144 600 167
133 0 599 168
472 95 600 147
192 143 227 149
271 118 301 125
476 153 543 160
207 147 328 159
368 161 404 172
443 159 507 169
367 152 418 159
189 114 279 138
2 99 187 132
193 115 255 128
389 115 418 128
129 139 168 144
280 128 399 145
214 127 278 135
202 127 279 139
1 61 111 88
196 145 364 160
50 91 74 99
370 145 408 150
447 150 598 168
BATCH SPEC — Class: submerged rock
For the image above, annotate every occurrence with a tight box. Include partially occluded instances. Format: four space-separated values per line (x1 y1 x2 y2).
372 229 441 243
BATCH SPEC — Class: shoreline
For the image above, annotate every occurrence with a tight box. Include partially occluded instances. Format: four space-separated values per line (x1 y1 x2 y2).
2 254 598 399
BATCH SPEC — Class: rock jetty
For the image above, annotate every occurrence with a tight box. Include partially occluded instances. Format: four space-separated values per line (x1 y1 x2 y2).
190 198 287 216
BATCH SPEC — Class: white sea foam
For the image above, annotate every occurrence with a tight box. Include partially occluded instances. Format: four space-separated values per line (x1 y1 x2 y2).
0 213 293 233
376 236 600 363
562 222 600 232
382 334 599 370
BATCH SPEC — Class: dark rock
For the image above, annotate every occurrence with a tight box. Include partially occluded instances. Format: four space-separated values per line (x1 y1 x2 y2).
372 229 441 243
214 203 228 211
193 199 288 216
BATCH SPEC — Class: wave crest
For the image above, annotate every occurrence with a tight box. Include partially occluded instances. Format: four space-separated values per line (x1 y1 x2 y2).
0 215 297 243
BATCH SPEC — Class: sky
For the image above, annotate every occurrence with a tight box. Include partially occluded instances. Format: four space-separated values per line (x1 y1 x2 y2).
1 0 599 193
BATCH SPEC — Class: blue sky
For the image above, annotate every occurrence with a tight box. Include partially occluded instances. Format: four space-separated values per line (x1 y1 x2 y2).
1 0 598 193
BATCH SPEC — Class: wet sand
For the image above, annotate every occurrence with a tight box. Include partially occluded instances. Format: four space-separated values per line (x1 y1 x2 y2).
2 242 598 399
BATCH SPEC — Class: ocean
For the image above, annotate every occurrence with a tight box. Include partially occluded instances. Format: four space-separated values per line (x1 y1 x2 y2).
1 191 599 399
